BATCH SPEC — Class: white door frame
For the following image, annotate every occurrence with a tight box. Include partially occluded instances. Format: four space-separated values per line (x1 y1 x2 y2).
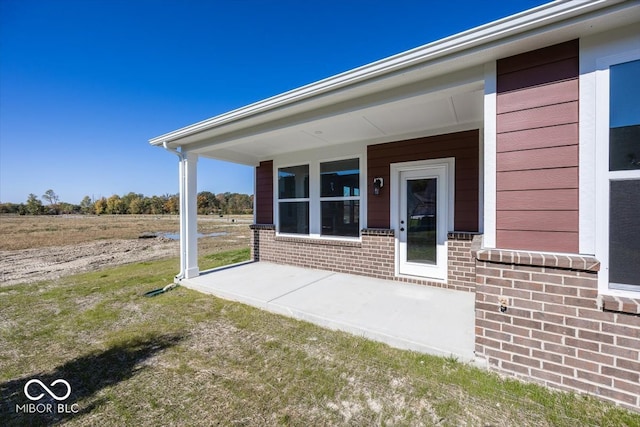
390 158 455 281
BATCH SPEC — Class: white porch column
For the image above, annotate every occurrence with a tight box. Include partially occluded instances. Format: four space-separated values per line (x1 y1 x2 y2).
482 61 497 249
179 151 199 279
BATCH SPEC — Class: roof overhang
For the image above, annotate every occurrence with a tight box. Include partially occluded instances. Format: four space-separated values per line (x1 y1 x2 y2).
149 0 640 166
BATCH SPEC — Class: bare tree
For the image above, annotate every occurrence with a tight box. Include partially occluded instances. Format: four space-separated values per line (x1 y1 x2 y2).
42 189 60 214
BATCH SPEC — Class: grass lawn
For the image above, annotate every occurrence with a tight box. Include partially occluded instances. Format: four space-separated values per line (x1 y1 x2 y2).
1 249 638 426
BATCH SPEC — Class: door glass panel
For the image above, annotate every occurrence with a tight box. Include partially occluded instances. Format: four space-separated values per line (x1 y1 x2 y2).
406 178 437 264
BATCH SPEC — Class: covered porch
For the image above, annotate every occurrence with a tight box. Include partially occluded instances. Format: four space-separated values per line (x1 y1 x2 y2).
150 24 492 281
180 261 477 362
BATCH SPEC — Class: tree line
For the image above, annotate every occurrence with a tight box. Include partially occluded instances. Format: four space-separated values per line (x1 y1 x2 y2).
0 190 253 216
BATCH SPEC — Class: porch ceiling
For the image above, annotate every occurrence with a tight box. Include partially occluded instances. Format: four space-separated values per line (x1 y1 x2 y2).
191 80 484 165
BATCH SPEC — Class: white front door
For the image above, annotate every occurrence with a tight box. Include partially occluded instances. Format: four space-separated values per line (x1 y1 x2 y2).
393 160 452 280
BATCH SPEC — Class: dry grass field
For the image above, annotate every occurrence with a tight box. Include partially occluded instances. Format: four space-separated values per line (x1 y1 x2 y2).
0 214 252 251
0 214 252 286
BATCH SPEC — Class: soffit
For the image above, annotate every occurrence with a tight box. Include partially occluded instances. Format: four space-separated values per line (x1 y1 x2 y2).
190 73 485 164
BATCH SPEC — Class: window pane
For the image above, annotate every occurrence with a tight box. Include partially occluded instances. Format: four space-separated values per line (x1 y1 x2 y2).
279 202 309 234
278 165 309 199
609 180 640 288
321 159 359 197
321 201 359 237
610 126 640 171
610 60 640 171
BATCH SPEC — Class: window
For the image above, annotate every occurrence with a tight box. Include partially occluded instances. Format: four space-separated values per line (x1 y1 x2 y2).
276 158 361 238
607 59 640 290
609 60 640 171
320 159 360 237
278 165 309 234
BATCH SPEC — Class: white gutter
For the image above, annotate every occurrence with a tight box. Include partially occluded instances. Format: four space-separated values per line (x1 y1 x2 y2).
162 141 187 281
150 0 622 147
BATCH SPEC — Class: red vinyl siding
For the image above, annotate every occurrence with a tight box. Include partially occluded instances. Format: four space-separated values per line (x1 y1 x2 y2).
496 210 578 232
496 79 578 114
255 160 273 224
497 145 578 171
495 231 578 253
497 123 578 152
496 189 578 211
497 168 578 191
367 130 479 231
496 40 579 253
496 40 579 91
497 102 578 134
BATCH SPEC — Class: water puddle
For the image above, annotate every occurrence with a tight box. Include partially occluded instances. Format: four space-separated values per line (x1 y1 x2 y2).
161 232 228 240
140 232 228 240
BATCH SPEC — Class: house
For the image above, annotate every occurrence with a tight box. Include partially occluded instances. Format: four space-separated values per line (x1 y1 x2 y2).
150 0 640 410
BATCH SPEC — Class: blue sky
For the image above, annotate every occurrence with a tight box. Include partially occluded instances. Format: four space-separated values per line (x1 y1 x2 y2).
0 0 548 204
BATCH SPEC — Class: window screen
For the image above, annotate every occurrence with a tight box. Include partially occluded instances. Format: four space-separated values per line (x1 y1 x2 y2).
609 180 640 287
320 159 360 237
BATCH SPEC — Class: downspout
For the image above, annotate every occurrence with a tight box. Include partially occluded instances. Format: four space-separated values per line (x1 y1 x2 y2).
162 141 187 281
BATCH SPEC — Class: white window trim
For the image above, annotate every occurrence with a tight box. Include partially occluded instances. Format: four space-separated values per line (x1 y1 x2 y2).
274 153 365 241
594 49 640 298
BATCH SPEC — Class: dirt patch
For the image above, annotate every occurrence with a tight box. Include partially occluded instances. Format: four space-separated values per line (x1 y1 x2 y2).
0 214 252 286
0 239 180 287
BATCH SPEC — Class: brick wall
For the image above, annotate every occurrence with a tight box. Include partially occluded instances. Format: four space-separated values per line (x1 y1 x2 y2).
475 248 640 411
448 232 481 292
250 225 477 291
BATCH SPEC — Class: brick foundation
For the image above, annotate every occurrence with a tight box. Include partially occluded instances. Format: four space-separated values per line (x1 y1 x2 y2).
475 248 640 411
250 225 477 291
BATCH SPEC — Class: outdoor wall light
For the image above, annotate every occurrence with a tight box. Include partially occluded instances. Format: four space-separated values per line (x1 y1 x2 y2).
373 177 384 195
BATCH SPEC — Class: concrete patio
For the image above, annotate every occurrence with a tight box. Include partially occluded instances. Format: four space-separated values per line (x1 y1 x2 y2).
180 261 476 362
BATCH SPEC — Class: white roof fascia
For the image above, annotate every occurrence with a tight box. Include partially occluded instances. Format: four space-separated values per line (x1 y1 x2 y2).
149 0 626 148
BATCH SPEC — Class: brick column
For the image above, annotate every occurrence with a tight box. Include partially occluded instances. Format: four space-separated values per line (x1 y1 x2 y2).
475 249 640 410
250 224 275 261
447 232 482 292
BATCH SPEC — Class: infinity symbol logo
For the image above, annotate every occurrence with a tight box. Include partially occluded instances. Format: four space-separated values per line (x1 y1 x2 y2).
24 379 71 401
